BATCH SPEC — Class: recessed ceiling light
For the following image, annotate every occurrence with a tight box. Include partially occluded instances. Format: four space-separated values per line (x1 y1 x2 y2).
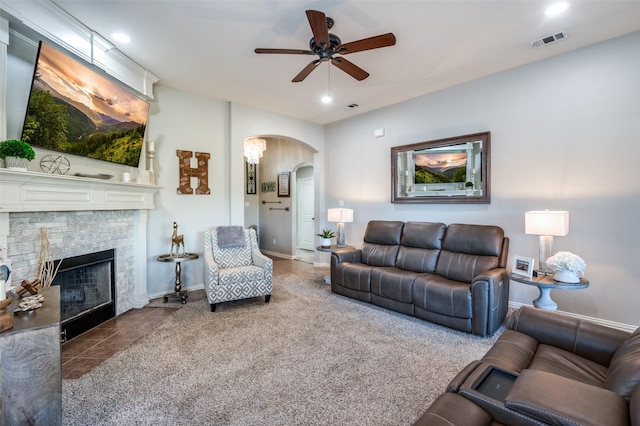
111 32 131 44
546 3 568 16
321 95 332 104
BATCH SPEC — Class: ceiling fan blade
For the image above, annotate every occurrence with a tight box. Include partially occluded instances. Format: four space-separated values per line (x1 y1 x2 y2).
255 48 314 55
306 10 330 48
331 57 369 81
336 33 396 54
292 60 322 82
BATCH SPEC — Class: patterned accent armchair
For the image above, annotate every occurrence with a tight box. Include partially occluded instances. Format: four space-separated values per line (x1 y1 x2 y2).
204 227 273 312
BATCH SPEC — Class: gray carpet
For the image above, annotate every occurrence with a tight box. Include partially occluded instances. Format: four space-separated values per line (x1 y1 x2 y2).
63 268 504 425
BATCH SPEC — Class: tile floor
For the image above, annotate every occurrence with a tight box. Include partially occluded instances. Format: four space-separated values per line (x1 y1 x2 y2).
61 257 314 379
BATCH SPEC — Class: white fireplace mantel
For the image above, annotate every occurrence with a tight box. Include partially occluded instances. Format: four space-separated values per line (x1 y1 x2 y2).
0 168 160 310
0 169 160 212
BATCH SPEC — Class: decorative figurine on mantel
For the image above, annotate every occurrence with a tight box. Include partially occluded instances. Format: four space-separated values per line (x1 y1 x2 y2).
171 222 186 257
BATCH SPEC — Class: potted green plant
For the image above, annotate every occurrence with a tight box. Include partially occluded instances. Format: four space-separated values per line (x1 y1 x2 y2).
316 228 335 248
465 181 474 195
0 139 36 171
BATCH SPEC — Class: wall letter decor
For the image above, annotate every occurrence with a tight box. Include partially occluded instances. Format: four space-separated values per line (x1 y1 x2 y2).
176 150 211 195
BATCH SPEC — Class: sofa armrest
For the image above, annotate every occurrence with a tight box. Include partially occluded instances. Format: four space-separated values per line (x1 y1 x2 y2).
505 369 629 426
331 248 362 265
470 268 509 335
509 306 630 366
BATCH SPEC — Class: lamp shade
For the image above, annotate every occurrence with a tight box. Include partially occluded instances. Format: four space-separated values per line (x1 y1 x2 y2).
327 208 353 223
525 210 569 236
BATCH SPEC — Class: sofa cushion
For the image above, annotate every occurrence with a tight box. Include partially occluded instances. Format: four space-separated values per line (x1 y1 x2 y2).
605 327 640 398
630 382 640 426
435 224 504 282
371 267 417 303
412 274 472 319
505 369 629 426
360 221 404 267
412 392 499 426
396 222 445 273
529 344 608 388
333 262 373 293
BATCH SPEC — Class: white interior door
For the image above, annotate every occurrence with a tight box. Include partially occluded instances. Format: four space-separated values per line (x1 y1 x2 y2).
297 177 315 250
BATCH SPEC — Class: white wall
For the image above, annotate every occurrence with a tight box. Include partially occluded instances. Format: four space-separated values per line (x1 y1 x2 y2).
144 86 229 297
325 31 640 325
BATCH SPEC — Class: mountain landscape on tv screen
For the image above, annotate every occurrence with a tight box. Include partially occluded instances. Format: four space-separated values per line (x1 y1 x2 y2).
21 42 149 167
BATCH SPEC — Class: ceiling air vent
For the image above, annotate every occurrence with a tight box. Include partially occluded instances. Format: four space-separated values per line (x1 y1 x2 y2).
530 31 568 48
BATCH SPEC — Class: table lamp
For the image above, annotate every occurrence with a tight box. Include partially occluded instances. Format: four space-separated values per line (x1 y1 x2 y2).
525 210 569 274
327 208 353 248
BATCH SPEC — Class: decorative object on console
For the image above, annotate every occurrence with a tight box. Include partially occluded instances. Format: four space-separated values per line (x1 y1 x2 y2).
0 139 36 170
39 154 70 174
277 171 290 197
243 137 267 165
170 222 186 256
147 140 156 185
546 251 585 283
525 210 569 274
0 288 13 331
316 228 335 248
327 208 353 248
176 150 210 195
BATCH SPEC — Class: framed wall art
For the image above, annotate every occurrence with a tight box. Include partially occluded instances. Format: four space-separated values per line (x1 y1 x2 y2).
246 162 256 194
277 171 290 197
512 255 535 278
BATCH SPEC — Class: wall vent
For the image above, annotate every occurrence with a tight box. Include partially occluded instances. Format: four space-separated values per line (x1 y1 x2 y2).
530 31 568 48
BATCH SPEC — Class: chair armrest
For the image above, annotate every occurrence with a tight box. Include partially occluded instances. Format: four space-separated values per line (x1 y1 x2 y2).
204 250 220 283
509 306 630 366
471 268 509 335
505 369 629 426
252 250 273 270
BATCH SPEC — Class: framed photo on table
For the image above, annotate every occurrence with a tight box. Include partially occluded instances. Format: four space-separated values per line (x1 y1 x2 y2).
512 255 535 278
277 171 290 197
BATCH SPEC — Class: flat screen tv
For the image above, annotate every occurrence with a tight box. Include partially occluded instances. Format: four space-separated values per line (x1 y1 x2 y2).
21 41 150 168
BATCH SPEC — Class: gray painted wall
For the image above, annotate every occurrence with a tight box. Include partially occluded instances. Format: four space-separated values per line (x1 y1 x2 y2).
324 31 640 325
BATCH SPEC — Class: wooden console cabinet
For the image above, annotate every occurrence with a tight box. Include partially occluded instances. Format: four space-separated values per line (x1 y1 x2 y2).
0 286 61 425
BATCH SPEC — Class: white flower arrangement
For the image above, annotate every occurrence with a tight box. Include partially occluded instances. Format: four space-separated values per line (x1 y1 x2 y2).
546 251 586 275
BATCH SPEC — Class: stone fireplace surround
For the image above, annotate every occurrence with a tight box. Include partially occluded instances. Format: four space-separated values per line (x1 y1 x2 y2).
0 169 159 314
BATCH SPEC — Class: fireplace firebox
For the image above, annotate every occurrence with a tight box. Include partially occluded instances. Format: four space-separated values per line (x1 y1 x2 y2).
52 249 116 342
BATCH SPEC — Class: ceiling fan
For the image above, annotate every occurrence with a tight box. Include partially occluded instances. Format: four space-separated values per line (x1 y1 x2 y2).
255 10 396 82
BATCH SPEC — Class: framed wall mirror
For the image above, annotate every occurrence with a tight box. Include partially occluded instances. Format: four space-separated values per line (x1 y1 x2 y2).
391 131 490 204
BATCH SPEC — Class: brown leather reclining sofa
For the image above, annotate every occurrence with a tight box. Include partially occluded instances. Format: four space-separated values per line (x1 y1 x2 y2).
330 220 509 336
414 306 640 425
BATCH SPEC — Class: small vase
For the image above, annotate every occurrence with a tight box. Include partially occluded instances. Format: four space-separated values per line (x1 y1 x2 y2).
553 269 580 283
321 238 332 248
3 156 28 171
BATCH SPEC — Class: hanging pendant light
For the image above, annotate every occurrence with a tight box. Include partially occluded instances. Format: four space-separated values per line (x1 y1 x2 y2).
243 137 267 165
321 62 332 104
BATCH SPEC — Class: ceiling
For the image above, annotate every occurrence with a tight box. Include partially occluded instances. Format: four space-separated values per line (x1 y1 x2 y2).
34 1 640 124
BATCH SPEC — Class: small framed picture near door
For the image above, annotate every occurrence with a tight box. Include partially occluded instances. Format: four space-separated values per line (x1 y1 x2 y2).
512 255 535 278
246 162 256 194
277 171 290 197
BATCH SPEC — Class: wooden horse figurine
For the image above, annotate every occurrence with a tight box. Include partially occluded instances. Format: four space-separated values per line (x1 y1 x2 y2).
171 222 185 256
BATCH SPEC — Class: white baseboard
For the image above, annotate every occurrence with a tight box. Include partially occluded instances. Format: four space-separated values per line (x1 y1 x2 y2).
508 301 636 333
261 250 294 260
